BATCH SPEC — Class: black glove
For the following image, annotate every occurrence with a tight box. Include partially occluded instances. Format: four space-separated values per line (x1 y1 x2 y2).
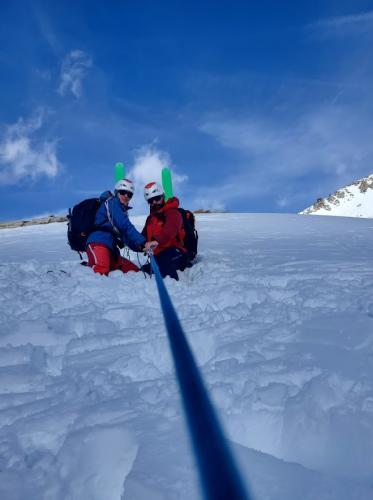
115 236 124 249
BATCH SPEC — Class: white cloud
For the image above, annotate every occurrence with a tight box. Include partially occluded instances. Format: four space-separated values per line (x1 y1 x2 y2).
126 143 187 213
58 50 92 98
0 111 61 185
129 144 170 186
129 143 187 189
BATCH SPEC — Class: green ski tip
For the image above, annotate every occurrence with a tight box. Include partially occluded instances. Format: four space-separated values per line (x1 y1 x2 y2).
115 162 125 182
162 167 173 201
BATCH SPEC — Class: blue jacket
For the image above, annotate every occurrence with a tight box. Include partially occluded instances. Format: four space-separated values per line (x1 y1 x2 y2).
87 195 145 253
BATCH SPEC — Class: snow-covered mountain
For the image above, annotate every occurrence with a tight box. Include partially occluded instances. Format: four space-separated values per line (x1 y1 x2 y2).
300 173 373 217
1 214 373 499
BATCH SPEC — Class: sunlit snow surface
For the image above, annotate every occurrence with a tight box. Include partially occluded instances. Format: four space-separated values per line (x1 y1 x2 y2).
1 213 373 500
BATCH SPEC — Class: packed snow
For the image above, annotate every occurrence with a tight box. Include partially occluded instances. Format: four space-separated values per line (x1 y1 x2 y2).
1 213 373 500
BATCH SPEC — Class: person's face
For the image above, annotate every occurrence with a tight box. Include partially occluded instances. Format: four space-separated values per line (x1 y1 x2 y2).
117 190 133 207
148 195 164 210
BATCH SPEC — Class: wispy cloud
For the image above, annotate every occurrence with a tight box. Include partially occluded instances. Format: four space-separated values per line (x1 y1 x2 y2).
199 100 373 207
0 110 61 185
190 171 273 212
309 10 373 37
28 207 68 219
34 7 62 54
203 104 373 175
58 50 92 98
192 192 227 212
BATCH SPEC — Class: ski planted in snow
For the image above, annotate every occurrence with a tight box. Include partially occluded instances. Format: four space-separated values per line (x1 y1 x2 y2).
115 162 125 182
162 167 173 201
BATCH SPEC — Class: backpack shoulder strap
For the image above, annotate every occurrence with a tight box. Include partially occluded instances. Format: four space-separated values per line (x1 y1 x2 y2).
104 198 120 235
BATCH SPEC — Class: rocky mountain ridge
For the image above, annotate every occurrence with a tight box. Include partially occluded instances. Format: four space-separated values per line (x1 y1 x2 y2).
300 174 373 218
0 215 67 229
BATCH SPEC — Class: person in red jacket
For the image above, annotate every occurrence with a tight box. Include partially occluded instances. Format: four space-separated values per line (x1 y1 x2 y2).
141 182 188 280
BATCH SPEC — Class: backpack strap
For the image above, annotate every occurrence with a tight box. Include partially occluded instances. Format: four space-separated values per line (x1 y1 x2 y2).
104 198 120 235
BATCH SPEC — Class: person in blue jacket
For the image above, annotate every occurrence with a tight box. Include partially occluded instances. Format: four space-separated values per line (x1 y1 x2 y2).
86 179 156 275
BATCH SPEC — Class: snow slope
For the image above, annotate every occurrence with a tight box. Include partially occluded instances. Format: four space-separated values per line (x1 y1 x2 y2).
300 173 373 217
1 213 373 499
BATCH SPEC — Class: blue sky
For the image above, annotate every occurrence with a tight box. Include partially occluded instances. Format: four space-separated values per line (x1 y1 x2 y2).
1 0 373 220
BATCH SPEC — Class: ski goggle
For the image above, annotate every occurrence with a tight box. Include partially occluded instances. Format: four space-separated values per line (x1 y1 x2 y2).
118 190 133 199
148 195 163 204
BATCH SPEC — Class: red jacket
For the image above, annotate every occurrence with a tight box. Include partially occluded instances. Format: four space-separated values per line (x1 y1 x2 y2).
142 197 187 255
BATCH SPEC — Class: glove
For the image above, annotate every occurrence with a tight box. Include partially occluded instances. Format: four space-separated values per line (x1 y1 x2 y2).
144 241 159 254
115 236 124 249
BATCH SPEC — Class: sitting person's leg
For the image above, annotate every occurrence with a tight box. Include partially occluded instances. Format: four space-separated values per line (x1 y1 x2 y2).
112 254 140 273
140 262 151 275
155 248 187 280
86 243 111 275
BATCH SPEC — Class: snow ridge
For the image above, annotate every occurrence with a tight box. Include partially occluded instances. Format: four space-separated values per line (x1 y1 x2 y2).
300 173 373 218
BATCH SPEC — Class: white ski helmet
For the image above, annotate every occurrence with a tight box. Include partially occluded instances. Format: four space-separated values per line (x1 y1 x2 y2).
144 182 164 201
114 179 135 194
